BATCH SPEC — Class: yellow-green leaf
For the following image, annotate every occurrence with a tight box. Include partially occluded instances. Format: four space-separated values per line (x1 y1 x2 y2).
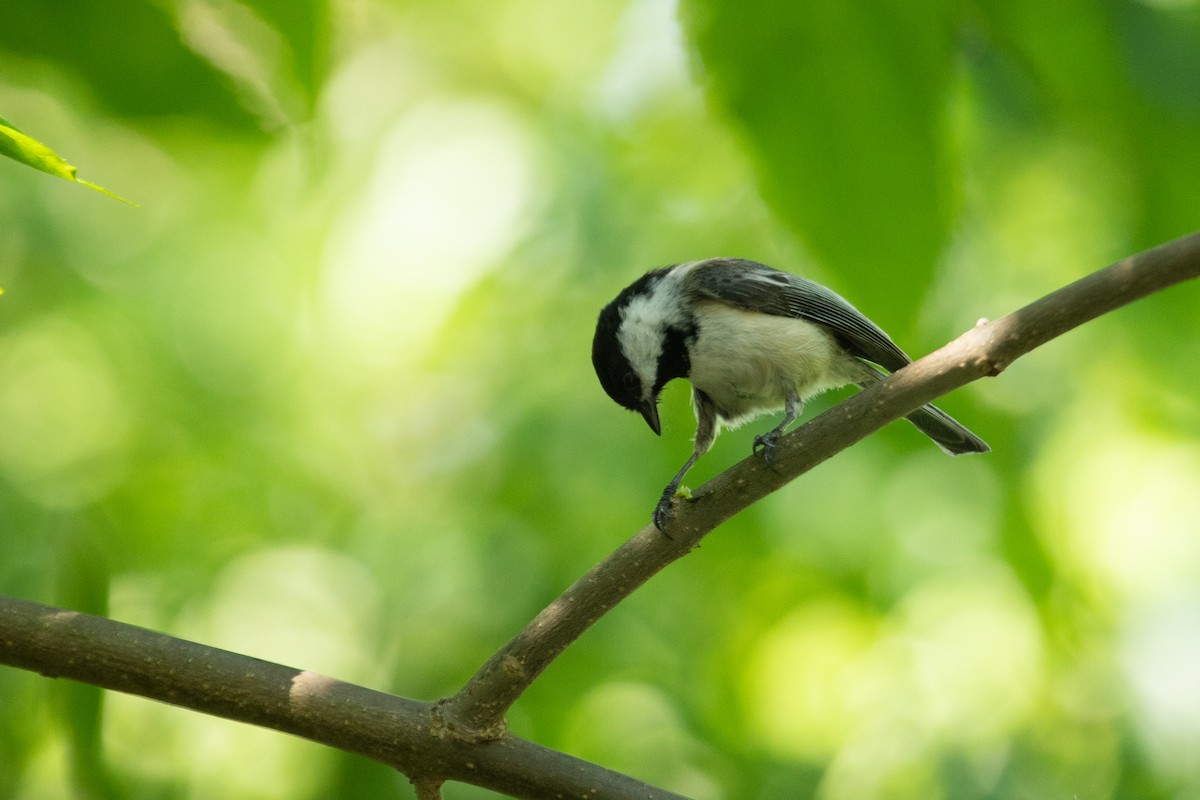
0 115 136 205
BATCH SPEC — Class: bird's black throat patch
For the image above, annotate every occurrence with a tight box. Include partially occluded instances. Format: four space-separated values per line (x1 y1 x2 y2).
654 323 693 395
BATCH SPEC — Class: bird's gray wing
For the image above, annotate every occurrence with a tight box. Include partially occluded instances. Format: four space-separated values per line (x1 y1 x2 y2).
686 258 912 372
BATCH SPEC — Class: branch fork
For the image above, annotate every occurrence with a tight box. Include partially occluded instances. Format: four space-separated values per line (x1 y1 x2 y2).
3 231 1199 798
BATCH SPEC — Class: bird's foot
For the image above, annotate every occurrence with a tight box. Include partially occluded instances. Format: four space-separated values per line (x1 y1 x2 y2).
652 484 692 536
652 496 674 537
753 429 783 469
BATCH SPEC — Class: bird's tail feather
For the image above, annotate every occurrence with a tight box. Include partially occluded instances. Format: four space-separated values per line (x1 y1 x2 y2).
856 364 989 456
904 402 990 455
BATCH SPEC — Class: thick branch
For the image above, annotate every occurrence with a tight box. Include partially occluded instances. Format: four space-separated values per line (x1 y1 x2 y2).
5 233 1198 796
445 230 1200 733
0 595 687 800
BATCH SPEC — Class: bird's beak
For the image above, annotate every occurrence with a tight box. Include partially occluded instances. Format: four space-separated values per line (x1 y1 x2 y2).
639 400 661 436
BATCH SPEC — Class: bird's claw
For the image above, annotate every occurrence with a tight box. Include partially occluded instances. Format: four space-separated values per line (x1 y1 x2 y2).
657 496 676 534
652 493 676 537
753 430 783 468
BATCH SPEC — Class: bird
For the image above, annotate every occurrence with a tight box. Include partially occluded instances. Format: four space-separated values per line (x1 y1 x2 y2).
591 257 989 531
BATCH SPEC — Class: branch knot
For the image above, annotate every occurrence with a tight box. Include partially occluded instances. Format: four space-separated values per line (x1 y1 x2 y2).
431 697 509 743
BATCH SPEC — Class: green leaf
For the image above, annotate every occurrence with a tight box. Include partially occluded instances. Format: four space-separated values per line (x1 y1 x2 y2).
681 0 960 321
243 0 332 109
0 116 136 205
0 0 261 131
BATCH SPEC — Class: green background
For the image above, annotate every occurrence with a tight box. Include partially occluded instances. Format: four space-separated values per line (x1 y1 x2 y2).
3 0 1200 797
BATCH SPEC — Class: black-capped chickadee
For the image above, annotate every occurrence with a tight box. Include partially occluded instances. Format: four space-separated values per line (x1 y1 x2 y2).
591 258 989 531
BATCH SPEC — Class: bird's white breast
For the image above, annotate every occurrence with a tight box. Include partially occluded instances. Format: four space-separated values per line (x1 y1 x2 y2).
686 302 863 427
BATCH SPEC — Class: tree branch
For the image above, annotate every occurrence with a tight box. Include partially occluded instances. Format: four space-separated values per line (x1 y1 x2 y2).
444 230 1200 733
4 233 1198 797
0 595 688 800
413 779 445 800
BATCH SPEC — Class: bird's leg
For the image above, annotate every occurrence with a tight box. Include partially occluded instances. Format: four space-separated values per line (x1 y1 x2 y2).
653 390 718 534
653 450 701 535
753 389 802 468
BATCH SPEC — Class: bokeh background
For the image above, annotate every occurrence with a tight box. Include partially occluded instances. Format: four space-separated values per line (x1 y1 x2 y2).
3 0 1200 798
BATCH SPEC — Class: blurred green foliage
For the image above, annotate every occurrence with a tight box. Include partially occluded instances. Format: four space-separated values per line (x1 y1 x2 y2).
2 0 1200 799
